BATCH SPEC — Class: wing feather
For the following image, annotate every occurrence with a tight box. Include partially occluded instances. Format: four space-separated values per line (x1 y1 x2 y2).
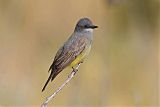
54 37 87 69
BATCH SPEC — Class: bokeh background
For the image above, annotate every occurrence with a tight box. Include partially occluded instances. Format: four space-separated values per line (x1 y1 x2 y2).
0 0 159 107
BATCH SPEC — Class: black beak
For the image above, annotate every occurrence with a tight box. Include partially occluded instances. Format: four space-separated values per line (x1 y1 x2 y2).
89 25 98 29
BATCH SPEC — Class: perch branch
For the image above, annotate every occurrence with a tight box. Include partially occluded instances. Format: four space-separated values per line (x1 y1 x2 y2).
41 63 81 107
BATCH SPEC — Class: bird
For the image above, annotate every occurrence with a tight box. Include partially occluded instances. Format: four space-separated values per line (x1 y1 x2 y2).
42 18 98 92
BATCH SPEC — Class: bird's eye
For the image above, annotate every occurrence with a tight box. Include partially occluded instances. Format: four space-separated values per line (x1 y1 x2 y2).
84 25 88 28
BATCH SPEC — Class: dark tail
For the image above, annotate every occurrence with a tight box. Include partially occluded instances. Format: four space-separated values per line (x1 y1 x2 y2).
42 69 60 92
42 71 53 92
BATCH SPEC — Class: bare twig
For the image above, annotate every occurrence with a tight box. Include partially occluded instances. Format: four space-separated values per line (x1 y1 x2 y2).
41 64 81 107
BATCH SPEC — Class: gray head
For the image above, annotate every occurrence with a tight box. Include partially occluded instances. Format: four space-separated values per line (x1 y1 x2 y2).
74 18 98 32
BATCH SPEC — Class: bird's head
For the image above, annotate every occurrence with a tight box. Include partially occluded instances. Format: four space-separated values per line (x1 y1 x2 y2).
75 18 98 32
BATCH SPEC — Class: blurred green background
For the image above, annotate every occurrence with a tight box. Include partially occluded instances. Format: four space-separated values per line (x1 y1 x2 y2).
0 0 159 107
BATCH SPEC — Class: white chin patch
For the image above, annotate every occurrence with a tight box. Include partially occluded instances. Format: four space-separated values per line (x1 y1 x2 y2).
85 28 93 32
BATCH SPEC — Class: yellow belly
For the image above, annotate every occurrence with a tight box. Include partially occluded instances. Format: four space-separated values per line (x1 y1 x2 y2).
69 45 91 67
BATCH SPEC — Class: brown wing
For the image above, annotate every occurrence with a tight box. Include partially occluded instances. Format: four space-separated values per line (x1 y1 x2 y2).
51 36 87 73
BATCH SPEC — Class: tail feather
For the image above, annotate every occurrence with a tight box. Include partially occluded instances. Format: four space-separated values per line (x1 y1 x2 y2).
42 71 53 92
51 72 60 81
42 69 61 92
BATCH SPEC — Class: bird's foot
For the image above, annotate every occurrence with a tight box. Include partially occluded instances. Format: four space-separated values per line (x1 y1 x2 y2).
72 67 78 75
68 67 78 78
68 63 81 78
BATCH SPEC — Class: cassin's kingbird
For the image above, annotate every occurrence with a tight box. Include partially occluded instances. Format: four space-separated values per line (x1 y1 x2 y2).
42 18 98 92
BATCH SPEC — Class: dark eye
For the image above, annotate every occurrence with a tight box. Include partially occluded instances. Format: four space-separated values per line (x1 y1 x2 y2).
84 25 88 28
